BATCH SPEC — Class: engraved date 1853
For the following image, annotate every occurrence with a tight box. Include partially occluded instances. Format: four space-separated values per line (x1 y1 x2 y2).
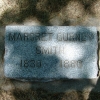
20 59 42 67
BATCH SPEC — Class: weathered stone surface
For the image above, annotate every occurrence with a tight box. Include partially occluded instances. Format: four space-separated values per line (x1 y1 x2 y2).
4 26 98 81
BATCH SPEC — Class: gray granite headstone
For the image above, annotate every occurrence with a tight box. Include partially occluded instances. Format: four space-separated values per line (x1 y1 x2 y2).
4 26 98 81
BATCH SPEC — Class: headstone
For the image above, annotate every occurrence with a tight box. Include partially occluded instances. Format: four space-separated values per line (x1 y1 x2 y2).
4 26 98 81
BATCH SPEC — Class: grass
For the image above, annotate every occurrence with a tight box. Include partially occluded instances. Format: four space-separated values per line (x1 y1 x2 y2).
0 0 100 100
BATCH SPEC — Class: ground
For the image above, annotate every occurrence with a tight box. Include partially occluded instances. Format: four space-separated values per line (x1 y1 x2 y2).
0 0 100 100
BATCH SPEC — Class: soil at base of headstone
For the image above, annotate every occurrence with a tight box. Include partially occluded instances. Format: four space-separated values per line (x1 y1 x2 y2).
0 89 99 100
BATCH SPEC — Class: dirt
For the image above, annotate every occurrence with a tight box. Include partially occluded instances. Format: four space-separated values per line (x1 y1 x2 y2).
0 0 100 100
